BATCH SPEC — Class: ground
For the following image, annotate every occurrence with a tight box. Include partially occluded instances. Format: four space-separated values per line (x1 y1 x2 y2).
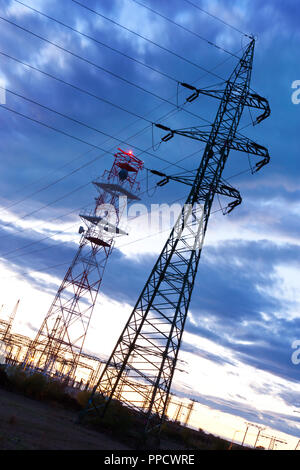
0 387 130 450
0 387 240 451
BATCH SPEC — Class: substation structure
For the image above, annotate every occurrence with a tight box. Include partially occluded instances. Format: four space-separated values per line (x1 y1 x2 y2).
83 38 271 436
0 307 199 429
22 149 143 381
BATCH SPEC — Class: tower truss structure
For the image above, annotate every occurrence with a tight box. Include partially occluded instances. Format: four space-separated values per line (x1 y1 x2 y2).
0 299 20 343
84 38 270 435
24 149 143 379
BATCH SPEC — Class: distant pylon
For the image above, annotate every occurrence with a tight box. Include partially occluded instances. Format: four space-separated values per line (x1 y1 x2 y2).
83 38 270 436
2 299 20 342
183 400 195 427
173 402 183 423
0 299 20 363
24 149 143 378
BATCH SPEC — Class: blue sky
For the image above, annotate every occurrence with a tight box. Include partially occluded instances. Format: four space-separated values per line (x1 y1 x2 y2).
0 0 300 447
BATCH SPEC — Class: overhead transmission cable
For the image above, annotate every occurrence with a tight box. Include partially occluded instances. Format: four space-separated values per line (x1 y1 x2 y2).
0 163 253 264
2 87 211 161
0 103 253 249
0 47 235 214
0 191 232 280
0 89 254 242
0 29 241 214
0 136 203 244
128 0 241 58
0 104 192 174
183 0 252 38
0 62 253 240
12 0 178 85
0 15 217 124
70 0 228 81
0 6 257 273
0 13 250 239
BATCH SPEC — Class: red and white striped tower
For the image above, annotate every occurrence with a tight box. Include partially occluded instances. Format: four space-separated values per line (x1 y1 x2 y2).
25 149 143 379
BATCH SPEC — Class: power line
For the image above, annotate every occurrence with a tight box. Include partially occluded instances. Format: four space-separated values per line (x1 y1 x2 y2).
3 86 154 145
0 50 151 124
0 188 190 263
183 0 252 39
0 65 254 245
13 0 178 84
0 143 202 247
0 201 85 242
0 260 74 281
0 53 172 213
2 69 253 178
0 103 192 173
129 0 241 58
0 176 89 228
0 33 250 240
0 144 106 214
0 193 217 265
0 43 239 214
71 0 227 81
0 147 201 257
0 95 254 257
0 163 252 264
0 97 253 247
1 104 119 152
0 15 212 124
0 222 78 259
3 85 213 164
0 191 231 281
0 80 203 236
0 5 257 299
0 102 203 240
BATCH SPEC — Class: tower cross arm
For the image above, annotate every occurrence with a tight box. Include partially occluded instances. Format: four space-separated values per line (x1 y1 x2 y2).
229 133 269 157
216 180 241 199
180 82 270 125
155 123 269 174
230 134 270 172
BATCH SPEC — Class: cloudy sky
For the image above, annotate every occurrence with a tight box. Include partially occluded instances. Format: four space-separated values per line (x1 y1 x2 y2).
0 0 300 448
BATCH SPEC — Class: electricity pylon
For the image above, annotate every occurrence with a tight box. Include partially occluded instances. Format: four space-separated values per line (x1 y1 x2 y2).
24 149 143 379
83 38 270 435
0 299 20 362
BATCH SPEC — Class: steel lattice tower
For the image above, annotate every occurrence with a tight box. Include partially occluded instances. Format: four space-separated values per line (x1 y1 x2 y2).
84 38 270 434
24 149 143 379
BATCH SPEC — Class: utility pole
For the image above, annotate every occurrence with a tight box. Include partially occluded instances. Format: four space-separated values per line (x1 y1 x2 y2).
241 422 251 446
83 38 270 437
242 422 265 447
173 402 184 423
254 426 265 448
228 430 242 450
183 399 196 427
